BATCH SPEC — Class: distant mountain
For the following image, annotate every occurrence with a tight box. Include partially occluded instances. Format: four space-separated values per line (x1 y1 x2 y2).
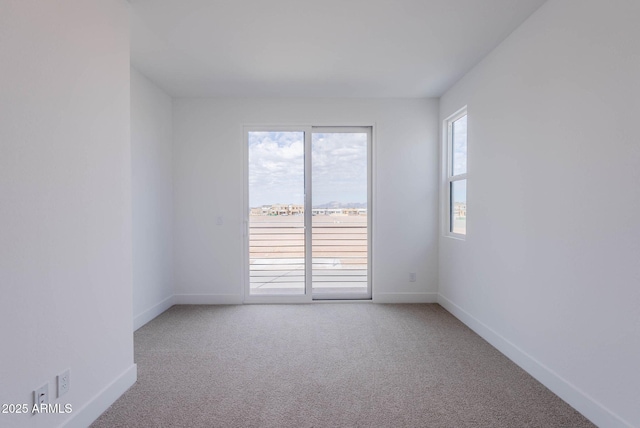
312 201 367 209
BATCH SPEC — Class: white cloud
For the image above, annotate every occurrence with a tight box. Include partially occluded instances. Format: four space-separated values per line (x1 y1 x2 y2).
249 132 305 206
312 132 367 205
453 115 467 175
248 131 368 208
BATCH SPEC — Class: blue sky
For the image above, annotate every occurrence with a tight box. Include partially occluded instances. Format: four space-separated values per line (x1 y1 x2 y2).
312 132 367 206
453 114 467 176
452 115 467 204
248 131 367 208
248 131 305 207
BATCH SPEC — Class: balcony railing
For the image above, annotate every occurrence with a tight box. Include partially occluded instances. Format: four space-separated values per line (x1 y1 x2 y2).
249 214 367 295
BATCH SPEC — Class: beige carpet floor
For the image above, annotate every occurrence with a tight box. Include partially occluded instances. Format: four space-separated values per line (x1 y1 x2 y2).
92 304 594 427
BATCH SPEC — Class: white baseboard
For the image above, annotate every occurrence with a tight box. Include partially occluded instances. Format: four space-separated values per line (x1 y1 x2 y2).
133 295 175 331
437 294 633 428
373 292 438 303
172 293 438 305
62 364 137 428
173 293 243 305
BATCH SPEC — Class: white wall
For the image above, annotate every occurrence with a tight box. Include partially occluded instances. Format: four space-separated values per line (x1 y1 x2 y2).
173 98 439 303
131 67 175 329
0 1 136 427
438 0 640 426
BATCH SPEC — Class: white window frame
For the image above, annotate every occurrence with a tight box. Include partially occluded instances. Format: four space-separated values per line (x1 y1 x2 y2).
242 124 374 303
443 107 467 239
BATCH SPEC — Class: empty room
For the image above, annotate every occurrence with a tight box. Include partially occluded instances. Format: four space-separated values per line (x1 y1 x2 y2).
1 0 638 427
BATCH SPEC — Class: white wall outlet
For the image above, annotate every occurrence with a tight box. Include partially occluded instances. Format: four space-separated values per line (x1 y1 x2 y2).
34 383 48 407
57 369 70 397
216 216 223 225
409 272 416 282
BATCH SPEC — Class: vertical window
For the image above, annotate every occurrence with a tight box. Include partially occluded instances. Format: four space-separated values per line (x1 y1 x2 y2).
446 109 467 237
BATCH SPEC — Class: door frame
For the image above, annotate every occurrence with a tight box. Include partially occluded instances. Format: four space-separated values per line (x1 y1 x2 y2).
242 124 374 303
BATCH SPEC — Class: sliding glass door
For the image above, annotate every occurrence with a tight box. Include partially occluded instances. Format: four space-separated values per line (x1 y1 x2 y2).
246 127 371 301
311 129 369 299
247 131 306 295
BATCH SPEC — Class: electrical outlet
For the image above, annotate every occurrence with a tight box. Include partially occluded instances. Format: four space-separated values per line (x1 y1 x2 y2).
216 216 223 225
34 383 48 408
409 272 416 282
57 369 70 397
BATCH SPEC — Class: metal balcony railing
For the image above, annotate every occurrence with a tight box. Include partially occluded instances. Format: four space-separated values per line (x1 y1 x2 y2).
249 215 367 295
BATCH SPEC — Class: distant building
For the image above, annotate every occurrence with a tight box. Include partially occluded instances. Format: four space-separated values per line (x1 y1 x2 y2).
453 202 466 218
250 204 305 216
288 204 303 215
251 204 367 216
268 204 289 215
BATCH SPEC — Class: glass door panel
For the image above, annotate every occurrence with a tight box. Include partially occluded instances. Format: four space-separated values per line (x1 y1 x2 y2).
248 131 306 295
311 130 370 298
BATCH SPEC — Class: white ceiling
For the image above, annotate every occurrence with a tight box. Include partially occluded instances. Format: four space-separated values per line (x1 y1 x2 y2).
130 0 546 98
